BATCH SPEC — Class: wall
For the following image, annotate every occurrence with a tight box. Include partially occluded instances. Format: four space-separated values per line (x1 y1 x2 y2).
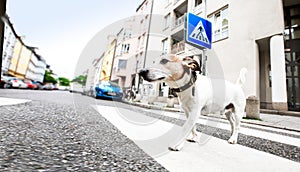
2 22 16 74
0 0 6 77
15 46 32 78
8 38 22 75
205 0 284 98
100 40 116 81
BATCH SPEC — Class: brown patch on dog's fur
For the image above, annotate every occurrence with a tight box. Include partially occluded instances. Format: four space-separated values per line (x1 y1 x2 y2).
225 103 234 109
183 56 201 73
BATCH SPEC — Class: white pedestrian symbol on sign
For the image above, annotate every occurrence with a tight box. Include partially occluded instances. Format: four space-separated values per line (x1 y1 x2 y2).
189 20 210 44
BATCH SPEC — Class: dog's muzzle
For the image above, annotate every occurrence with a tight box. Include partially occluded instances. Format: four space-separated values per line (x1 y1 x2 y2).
139 68 153 82
139 68 166 82
139 68 149 78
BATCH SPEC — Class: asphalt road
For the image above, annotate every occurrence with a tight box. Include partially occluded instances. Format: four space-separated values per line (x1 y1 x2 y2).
0 89 299 171
0 89 168 171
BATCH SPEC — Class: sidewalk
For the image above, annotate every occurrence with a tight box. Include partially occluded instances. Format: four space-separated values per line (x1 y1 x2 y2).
95 103 300 172
125 100 300 132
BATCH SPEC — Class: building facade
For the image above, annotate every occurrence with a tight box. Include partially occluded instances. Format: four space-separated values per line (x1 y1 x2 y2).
1 15 16 75
100 39 117 81
3 14 47 82
88 0 299 111
9 43 32 79
284 0 300 111
85 55 103 95
110 19 141 91
138 0 300 111
0 0 7 77
25 50 47 83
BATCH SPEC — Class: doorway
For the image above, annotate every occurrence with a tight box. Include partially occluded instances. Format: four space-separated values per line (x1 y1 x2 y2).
257 38 273 109
284 2 300 111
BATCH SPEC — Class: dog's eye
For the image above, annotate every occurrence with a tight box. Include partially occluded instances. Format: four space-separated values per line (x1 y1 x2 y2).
160 59 169 64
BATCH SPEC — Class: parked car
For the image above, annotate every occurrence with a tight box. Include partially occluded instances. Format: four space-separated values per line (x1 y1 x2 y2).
9 78 27 89
52 85 59 90
94 81 123 101
24 80 38 89
32 81 42 90
0 76 13 88
41 83 54 90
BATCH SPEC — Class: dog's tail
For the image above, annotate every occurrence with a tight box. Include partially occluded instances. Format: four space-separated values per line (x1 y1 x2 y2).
236 68 247 87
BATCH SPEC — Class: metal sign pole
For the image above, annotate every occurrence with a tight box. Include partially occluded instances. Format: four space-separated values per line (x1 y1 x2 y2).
202 49 207 75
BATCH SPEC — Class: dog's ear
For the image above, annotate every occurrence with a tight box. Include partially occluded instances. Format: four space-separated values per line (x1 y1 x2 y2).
183 56 202 73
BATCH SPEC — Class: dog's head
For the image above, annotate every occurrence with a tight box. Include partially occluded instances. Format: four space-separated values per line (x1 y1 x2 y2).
139 55 201 86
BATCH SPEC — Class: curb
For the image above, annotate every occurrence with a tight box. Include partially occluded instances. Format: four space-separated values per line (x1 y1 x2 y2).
261 109 300 117
123 100 182 113
123 100 300 133
241 119 300 133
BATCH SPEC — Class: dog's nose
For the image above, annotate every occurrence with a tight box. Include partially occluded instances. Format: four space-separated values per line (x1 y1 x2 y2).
138 68 149 78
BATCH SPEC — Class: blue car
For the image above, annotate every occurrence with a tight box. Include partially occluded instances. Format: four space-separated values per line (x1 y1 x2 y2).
94 81 123 101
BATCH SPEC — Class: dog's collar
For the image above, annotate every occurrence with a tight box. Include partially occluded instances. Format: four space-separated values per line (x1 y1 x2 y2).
171 72 197 94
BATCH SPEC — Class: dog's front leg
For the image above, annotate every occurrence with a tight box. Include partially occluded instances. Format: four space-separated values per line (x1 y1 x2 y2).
186 126 199 143
168 105 201 151
182 106 200 143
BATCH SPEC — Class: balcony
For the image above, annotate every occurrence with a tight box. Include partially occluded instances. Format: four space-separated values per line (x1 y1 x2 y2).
171 41 185 54
172 15 185 30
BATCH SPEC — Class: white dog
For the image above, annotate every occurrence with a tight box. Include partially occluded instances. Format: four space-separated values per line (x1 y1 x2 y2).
139 55 247 151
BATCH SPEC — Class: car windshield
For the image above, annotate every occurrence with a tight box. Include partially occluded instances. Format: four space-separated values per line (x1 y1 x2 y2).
109 82 120 87
99 81 119 88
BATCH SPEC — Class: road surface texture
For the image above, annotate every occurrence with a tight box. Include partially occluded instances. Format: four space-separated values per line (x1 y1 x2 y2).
0 90 168 171
0 89 299 171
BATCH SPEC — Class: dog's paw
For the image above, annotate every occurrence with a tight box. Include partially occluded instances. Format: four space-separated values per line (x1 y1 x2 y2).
186 138 197 143
228 138 237 144
168 146 180 151
168 141 184 151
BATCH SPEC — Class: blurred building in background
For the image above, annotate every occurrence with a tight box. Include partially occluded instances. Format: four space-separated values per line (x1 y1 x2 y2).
1 14 16 76
1 14 47 83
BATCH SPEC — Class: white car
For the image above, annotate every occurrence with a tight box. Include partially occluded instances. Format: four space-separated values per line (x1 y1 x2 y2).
9 78 28 89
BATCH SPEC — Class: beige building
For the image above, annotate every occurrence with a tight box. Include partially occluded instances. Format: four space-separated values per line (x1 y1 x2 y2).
8 39 32 79
100 39 117 81
139 0 299 111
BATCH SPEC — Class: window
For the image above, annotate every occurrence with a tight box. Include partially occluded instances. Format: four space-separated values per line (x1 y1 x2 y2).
120 44 130 54
164 14 170 29
208 6 229 42
162 38 169 55
126 44 130 53
121 44 130 53
138 34 145 49
137 37 141 49
123 29 132 39
195 0 202 7
118 60 127 69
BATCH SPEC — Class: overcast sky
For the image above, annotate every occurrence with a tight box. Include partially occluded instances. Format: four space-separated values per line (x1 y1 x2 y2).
6 0 142 79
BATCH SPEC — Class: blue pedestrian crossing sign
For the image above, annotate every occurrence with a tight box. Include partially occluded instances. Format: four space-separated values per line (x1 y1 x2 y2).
186 13 212 49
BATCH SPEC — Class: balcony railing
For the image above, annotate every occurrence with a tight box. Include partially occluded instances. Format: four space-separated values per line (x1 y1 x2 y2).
171 41 185 54
172 15 185 30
